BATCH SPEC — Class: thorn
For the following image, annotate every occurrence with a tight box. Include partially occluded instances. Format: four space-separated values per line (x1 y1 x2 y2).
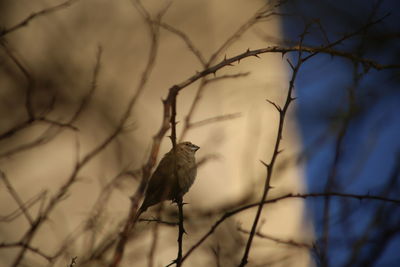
266 99 282 112
289 96 297 102
276 149 284 154
213 70 217 77
237 58 241 64
246 48 250 53
224 54 227 61
281 51 287 59
254 54 260 59
260 160 270 168
267 185 274 189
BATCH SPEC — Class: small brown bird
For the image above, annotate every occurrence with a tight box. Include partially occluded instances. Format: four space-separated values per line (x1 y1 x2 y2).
138 141 200 214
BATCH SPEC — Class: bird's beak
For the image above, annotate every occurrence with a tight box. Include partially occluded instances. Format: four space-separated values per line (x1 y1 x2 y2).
193 145 200 151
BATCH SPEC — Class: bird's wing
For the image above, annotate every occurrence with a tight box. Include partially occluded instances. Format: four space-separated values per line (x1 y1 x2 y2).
140 153 176 210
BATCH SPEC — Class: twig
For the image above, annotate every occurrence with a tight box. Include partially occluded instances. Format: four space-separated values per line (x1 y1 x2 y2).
159 22 206 66
1 0 80 37
0 171 34 225
0 190 46 222
189 113 242 129
0 242 53 262
139 218 178 226
1 41 34 119
237 226 313 249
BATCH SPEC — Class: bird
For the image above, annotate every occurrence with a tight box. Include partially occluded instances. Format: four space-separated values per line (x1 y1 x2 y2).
137 141 200 216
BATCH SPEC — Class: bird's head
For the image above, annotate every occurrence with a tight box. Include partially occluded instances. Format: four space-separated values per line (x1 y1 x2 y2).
178 141 200 153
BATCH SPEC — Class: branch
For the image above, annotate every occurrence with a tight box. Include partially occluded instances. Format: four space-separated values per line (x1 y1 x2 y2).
181 191 400 263
0 171 34 224
237 226 313 249
237 22 309 267
1 0 80 37
189 113 242 129
109 1 167 265
0 242 53 262
158 22 206 66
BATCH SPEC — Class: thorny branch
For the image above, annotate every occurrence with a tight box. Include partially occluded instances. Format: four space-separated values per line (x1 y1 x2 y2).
181 191 400 263
238 22 309 267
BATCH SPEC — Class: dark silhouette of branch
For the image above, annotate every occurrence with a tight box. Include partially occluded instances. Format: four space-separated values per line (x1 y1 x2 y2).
181 191 400 263
237 22 308 267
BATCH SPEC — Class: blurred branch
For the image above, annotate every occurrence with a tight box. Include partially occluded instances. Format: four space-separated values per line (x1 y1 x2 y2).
0 242 52 262
237 226 313 249
109 0 167 265
0 46 101 159
0 190 46 222
1 41 34 119
208 1 283 64
68 256 78 267
0 0 80 37
9 46 103 267
148 205 164 267
189 113 242 129
139 218 178 226
204 72 250 83
159 22 206 66
0 171 33 225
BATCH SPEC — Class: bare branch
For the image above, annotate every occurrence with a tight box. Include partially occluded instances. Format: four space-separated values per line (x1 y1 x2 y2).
0 171 34 225
189 113 242 129
159 22 206 66
238 226 313 249
182 191 400 263
1 0 80 37
0 241 53 262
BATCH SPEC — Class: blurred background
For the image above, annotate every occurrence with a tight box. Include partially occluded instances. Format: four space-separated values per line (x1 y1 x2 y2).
282 0 400 266
0 0 399 266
